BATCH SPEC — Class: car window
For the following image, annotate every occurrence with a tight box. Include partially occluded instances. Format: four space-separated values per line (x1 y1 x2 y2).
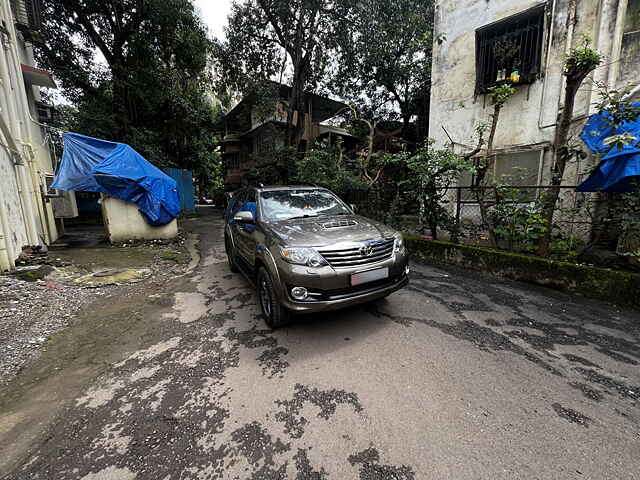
259 189 351 222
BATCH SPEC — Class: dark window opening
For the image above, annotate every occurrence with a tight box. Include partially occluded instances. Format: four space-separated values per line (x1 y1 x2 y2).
225 153 240 169
476 5 546 93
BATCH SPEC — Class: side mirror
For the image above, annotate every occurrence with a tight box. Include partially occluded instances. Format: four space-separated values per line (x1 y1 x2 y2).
350 204 357 213
234 211 255 224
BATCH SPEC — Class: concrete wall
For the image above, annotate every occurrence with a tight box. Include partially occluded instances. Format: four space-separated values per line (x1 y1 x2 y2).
101 196 178 243
429 0 640 239
0 1 63 270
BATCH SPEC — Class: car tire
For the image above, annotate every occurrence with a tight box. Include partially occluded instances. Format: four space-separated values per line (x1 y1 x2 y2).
225 237 239 273
257 267 290 329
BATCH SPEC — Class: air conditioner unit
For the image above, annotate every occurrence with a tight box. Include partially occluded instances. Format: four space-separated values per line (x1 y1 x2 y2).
10 0 42 33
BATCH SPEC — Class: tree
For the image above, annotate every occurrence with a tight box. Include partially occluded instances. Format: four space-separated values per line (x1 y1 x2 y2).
217 0 349 148
330 0 435 140
35 0 220 175
469 84 515 248
537 35 603 255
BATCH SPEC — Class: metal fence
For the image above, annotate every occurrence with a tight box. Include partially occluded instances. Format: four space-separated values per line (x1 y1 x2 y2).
451 185 597 247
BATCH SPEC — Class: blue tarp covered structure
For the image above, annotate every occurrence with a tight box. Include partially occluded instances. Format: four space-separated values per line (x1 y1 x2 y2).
577 102 640 192
51 133 180 226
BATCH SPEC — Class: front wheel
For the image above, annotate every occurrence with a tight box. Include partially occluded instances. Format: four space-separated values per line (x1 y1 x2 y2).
257 267 290 329
225 237 239 273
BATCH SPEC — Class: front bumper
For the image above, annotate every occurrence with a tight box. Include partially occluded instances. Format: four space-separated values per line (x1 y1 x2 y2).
275 253 409 313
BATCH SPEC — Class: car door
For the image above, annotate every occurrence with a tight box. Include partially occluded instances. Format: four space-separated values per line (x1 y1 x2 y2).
228 190 246 255
234 189 258 267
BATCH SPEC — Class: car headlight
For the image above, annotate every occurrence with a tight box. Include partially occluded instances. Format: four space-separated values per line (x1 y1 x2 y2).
394 234 405 253
280 247 328 267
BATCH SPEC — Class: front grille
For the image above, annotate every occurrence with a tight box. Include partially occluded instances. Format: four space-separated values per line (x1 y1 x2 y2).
322 219 357 229
319 238 395 267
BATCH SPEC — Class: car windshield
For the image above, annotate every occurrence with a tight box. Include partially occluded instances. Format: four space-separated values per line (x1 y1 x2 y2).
260 189 351 222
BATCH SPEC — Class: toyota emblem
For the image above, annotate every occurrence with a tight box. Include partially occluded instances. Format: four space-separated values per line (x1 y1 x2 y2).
360 243 374 257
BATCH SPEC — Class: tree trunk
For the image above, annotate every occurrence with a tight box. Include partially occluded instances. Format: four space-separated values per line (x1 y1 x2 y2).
537 76 582 256
111 61 130 139
473 103 502 248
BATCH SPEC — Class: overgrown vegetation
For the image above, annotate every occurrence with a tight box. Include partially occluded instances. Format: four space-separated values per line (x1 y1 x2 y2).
400 141 474 239
36 0 223 188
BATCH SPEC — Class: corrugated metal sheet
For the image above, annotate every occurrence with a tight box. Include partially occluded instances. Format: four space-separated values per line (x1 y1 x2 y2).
164 168 195 213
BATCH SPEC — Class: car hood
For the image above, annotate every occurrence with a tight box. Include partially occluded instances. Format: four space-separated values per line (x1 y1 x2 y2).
265 215 397 247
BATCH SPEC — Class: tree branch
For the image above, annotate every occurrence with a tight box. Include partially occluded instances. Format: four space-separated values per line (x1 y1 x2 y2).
68 0 115 66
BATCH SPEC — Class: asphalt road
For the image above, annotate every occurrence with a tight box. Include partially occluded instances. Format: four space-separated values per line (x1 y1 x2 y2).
2 209 640 479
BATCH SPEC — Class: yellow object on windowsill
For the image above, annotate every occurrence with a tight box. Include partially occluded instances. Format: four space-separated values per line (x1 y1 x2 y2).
510 70 521 83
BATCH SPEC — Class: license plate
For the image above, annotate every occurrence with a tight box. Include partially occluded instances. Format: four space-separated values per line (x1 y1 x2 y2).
351 267 389 286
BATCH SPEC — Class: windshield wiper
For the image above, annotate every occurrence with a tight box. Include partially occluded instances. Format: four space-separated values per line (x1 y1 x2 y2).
285 214 319 220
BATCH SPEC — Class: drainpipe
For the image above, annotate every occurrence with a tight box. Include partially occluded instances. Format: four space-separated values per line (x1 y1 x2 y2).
607 0 629 89
0 31 40 246
5 35 51 244
0 183 15 271
538 0 558 129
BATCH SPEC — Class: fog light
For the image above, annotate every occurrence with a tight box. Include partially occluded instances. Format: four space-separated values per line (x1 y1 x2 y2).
291 286 308 300
405 266 410 275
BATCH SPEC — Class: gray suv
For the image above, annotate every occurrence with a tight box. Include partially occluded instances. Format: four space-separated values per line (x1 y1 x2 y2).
224 186 409 328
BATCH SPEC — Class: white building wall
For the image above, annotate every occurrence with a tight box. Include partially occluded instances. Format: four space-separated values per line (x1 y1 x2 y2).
430 0 640 240
0 1 60 271
430 0 637 157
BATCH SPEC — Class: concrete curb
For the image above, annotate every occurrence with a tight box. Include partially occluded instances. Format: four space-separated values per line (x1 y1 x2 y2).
404 234 640 309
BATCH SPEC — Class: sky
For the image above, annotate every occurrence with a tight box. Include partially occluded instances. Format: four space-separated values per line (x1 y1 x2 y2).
193 0 233 40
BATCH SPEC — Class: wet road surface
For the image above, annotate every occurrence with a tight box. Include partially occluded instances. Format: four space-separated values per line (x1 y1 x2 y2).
2 210 640 479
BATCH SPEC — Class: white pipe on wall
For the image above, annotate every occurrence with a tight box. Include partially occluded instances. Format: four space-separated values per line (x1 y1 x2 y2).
608 0 629 88
0 5 41 247
0 184 15 271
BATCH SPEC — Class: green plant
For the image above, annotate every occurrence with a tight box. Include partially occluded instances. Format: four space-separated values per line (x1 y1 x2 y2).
401 140 475 239
491 185 548 252
487 84 516 107
292 140 365 196
564 35 604 77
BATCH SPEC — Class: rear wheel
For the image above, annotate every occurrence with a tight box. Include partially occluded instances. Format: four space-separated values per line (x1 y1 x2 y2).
225 237 239 273
257 267 290 329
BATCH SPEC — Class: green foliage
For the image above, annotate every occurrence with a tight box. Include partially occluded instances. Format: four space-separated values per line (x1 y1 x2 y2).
216 0 352 147
330 0 435 138
593 83 640 151
35 0 221 182
293 141 365 196
487 84 516 107
564 35 604 78
401 140 474 238
491 186 548 253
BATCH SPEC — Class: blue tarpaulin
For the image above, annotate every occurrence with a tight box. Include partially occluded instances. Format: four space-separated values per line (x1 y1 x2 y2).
164 168 195 213
51 133 180 226
577 102 640 192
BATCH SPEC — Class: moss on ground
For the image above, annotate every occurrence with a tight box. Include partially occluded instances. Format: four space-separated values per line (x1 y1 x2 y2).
157 248 191 264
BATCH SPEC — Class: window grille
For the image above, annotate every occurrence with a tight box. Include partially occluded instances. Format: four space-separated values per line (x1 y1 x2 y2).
475 5 545 93
10 0 42 32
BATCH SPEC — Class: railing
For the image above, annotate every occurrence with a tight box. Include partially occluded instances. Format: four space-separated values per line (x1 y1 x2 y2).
449 185 601 253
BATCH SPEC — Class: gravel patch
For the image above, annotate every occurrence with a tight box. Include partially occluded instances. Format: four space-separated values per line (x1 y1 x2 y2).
0 275 103 386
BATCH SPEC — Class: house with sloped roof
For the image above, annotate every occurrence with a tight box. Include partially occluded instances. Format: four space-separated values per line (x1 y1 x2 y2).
222 83 355 190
